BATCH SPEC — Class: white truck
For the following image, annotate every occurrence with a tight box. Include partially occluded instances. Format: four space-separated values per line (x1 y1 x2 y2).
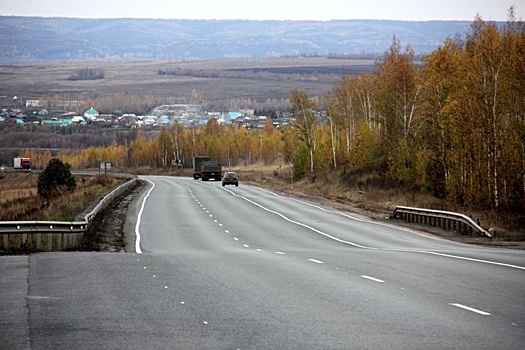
14 157 31 171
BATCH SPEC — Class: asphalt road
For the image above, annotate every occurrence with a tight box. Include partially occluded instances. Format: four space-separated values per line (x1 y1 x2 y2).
1 176 524 349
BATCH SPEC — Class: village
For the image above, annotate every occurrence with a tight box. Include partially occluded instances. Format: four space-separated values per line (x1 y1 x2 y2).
0 96 296 131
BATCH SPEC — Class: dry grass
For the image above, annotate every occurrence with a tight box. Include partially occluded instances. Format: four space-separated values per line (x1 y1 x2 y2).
0 173 126 221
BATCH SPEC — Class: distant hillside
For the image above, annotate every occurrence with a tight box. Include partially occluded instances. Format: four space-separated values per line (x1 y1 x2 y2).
0 17 476 64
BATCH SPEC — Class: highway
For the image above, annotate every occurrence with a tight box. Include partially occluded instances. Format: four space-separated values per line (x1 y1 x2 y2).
1 175 524 349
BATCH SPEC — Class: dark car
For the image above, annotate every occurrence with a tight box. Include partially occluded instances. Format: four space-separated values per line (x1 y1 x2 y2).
222 171 239 186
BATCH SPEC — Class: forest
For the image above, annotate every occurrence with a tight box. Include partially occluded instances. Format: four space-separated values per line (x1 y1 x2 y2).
18 14 525 213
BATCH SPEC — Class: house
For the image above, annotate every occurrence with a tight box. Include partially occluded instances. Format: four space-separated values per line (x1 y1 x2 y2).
83 107 99 121
26 97 44 108
71 116 86 123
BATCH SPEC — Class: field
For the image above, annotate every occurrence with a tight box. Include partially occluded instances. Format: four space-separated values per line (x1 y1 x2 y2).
0 57 376 102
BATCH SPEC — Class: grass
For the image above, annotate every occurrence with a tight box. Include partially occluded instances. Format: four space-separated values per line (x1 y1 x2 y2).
0 172 126 221
0 172 127 253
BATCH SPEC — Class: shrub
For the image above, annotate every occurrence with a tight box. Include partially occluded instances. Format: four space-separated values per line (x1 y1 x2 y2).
37 159 76 200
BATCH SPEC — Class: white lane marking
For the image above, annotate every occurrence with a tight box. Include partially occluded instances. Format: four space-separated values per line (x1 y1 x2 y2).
233 237 239 241
225 230 230 234
308 259 324 264
361 275 385 283
243 244 250 248
225 185 525 271
416 251 525 271
256 249 264 252
450 303 491 316
135 179 155 254
222 187 374 250
258 187 363 221
275 251 286 255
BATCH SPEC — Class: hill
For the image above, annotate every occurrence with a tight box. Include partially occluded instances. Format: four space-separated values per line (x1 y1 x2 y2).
0 17 475 63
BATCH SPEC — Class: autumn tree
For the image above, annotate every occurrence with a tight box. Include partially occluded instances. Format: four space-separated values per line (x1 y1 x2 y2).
291 89 317 176
377 36 423 184
419 35 471 199
157 127 174 167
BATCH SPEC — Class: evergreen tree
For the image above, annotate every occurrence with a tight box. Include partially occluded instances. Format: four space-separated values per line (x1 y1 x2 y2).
37 158 76 200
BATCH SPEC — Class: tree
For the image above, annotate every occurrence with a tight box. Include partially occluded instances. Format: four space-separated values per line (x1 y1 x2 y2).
377 36 423 183
37 158 76 200
420 38 464 198
291 89 317 174
157 127 174 167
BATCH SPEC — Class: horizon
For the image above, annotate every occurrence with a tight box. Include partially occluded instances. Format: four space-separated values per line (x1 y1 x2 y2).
1 0 520 22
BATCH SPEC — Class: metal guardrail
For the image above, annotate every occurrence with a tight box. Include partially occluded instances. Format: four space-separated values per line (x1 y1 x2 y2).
392 206 492 238
0 175 138 252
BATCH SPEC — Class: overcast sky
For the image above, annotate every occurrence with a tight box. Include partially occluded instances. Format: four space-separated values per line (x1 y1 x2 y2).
1 0 520 21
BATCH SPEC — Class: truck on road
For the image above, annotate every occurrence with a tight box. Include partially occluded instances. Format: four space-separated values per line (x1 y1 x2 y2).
192 156 211 179
14 157 31 172
200 160 222 181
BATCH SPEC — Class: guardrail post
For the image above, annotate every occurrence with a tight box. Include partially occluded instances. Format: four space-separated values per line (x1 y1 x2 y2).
57 234 62 251
3 234 8 251
37 233 42 250
47 233 53 252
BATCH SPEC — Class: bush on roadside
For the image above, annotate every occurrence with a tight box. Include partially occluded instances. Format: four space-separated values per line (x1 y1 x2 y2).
37 158 76 201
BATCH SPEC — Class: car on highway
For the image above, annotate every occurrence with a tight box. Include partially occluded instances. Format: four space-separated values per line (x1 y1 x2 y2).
222 171 239 186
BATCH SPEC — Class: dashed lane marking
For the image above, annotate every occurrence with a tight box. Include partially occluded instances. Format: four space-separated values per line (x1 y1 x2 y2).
450 303 491 316
361 275 385 283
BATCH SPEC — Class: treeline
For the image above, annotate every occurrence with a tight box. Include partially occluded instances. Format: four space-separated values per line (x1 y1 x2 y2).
157 66 342 83
29 92 290 116
68 68 105 81
0 125 138 149
19 119 279 170
20 13 525 211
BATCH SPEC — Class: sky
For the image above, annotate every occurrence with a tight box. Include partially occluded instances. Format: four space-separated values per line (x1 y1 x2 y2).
1 0 522 22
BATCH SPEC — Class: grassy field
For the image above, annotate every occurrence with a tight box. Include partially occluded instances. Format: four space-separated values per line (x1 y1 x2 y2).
0 57 376 102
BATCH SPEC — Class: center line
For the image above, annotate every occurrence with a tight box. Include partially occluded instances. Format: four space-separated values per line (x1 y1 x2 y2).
361 275 385 283
450 303 491 316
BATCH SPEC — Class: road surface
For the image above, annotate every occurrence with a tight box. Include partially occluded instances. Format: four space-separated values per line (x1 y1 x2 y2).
1 176 524 349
